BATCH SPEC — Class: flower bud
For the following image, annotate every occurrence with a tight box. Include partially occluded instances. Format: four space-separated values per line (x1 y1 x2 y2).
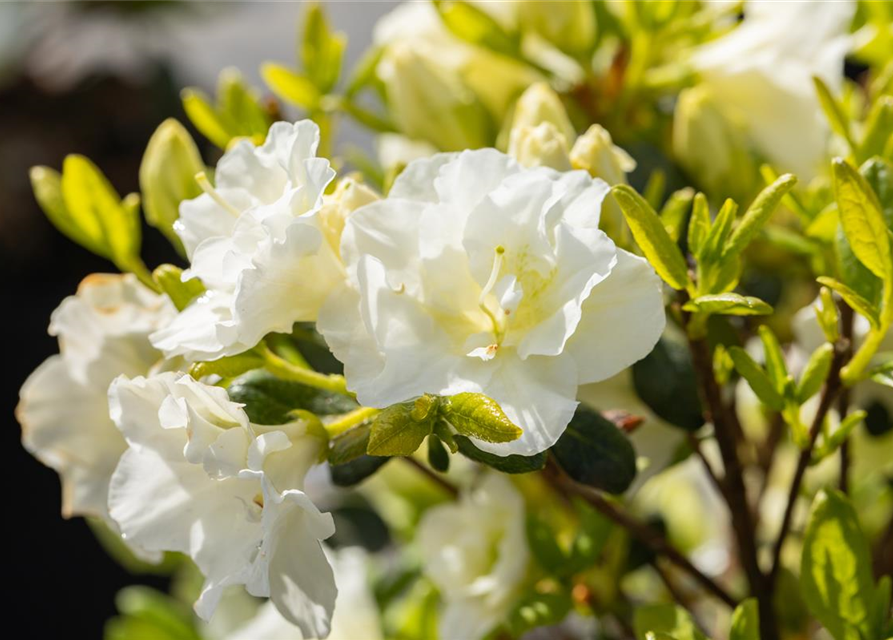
510 82 576 144
570 124 636 186
672 86 756 200
508 122 572 171
319 178 379 256
378 42 492 151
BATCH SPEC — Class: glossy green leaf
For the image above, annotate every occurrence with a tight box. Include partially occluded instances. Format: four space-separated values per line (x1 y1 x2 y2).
152 265 205 312
700 198 737 264
728 346 785 411
729 599 760 640
328 423 372 466
367 401 432 456
683 293 773 316
724 173 798 258
632 338 704 430
796 343 835 403
800 489 875 640
633 604 707 640
426 435 450 472
817 276 880 328
833 158 892 279
227 370 357 425
551 406 637 494
612 185 691 290
758 325 788 394
440 393 522 443
261 63 321 110
454 435 545 473
687 191 710 258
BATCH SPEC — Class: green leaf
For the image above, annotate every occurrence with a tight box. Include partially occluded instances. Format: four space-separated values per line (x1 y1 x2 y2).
261 63 321 110
217 68 270 138
758 325 788 395
859 96 893 162
30 165 105 256
800 489 875 640
683 293 773 316
330 454 390 487
227 370 357 425
440 393 522 443
632 338 704 430
551 406 637 494
105 587 201 640
454 436 545 473
724 173 798 258
526 515 568 572
729 346 785 411
796 343 835 403
870 575 892 640
426 435 450 473
139 119 203 256
729 599 760 640
433 0 518 56
814 411 867 463
835 226 882 309
700 198 738 264
861 157 893 230
367 401 432 456
817 276 881 328
60 154 142 269
181 88 233 149
687 192 710 258
328 423 372 466
813 76 856 151
190 353 264 381
508 591 573 637
345 45 384 98
633 604 707 640
833 158 892 279
301 1 346 93
659 187 694 243
611 185 691 290
567 499 613 572
152 264 205 312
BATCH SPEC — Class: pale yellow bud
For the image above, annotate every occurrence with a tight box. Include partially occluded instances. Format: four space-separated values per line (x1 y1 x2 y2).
510 83 576 145
319 178 380 257
508 122 572 171
570 124 636 186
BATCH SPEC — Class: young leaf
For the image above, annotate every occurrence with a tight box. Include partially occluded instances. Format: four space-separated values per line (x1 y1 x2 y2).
551 406 637 494
218 68 270 138
633 604 707 640
659 187 694 242
433 0 517 56
227 370 357 425
508 591 573 638
139 120 203 257
261 63 321 110
526 515 568 573
301 1 346 93
30 166 107 257
367 401 432 456
700 198 738 264
189 353 264 381
833 158 892 279
440 393 522 443
795 343 835 403
724 173 798 258
152 265 205 312
426 435 450 473
800 489 875 640
632 338 704 430
813 76 855 151
729 599 760 640
859 96 893 162
758 325 788 395
454 436 545 473
181 89 233 149
728 346 785 411
611 185 691 290
816 276 881 328
328 423 372 466
813 410 866 463
683 293 773 316
687 192 710 258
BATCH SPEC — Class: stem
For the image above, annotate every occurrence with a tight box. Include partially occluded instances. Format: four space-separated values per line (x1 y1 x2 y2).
261 344 351 396
767 341 847 589
544 458 738 609
324 406 379 438
687 433 725 499
837 304 854 494
401 456 458 498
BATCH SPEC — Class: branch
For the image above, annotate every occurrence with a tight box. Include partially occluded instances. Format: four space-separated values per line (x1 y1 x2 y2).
401 456 459 498
767 341 847 588
543 458 738 609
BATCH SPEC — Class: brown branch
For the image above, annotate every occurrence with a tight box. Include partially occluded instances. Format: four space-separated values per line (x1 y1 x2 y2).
543 458 738 609
767 341 847 588
837 304 854 494
401 456 459 498
687 432 725 499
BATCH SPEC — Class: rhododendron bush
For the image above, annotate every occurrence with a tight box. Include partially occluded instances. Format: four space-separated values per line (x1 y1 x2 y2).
16 2 892 639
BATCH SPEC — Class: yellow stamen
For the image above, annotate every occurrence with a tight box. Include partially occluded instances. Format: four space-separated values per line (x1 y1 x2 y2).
479 246 506 341
195 171 241 217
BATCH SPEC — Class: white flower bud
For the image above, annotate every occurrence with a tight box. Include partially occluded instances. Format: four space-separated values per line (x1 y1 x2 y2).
570 124 636 186
508 121 572 171
510 82 576 145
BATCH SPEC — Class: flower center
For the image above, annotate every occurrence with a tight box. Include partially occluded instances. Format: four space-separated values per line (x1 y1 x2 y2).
478 245 507 344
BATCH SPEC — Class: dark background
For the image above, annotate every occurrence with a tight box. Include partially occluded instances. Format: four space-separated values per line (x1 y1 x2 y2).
2 69 193 636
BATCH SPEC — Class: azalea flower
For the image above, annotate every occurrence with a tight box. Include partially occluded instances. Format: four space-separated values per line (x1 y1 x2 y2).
691 0 855 179
151 120 350 362
223 547 383 640
417 473 529 640
107 372 336 637
318 149 665 456
16 274 173 553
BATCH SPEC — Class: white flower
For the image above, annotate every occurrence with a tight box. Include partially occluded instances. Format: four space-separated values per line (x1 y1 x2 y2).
417 473 528 640
107 372 336 637
318 149 666 456
151 120 344 362
691 0 855 179
223 547 383 640
16 274 173 545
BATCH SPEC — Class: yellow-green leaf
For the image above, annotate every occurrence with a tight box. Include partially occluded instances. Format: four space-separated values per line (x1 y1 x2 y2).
729 599 760 640
367 401 432 456
152 264 205 312
441 392 522 443
611 185 691 290
816 276 880 328
30 165 104 256
700 198 738 264
683 293 772 316
813 76 856 151
796 343 834 403
687 192 710 258
833 158 892 279
659 187 694 243
728 346 785 411
758 325 788 394
261 63 321 110
181 88 233 149
725 173 797 258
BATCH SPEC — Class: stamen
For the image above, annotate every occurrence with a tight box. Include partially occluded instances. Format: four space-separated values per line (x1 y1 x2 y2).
479 246 506 340
195 171 242 217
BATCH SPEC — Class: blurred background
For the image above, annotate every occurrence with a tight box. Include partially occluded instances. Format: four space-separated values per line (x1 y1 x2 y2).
0 2 392 634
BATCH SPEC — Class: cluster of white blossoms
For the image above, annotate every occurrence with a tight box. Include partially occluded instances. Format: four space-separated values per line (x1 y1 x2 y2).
18 117 666 635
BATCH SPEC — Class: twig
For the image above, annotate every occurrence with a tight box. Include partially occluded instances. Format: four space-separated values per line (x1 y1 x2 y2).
687 432 725 498
401 456 458 498
544 458 738 609
837 304 854 494
767 341 847 588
